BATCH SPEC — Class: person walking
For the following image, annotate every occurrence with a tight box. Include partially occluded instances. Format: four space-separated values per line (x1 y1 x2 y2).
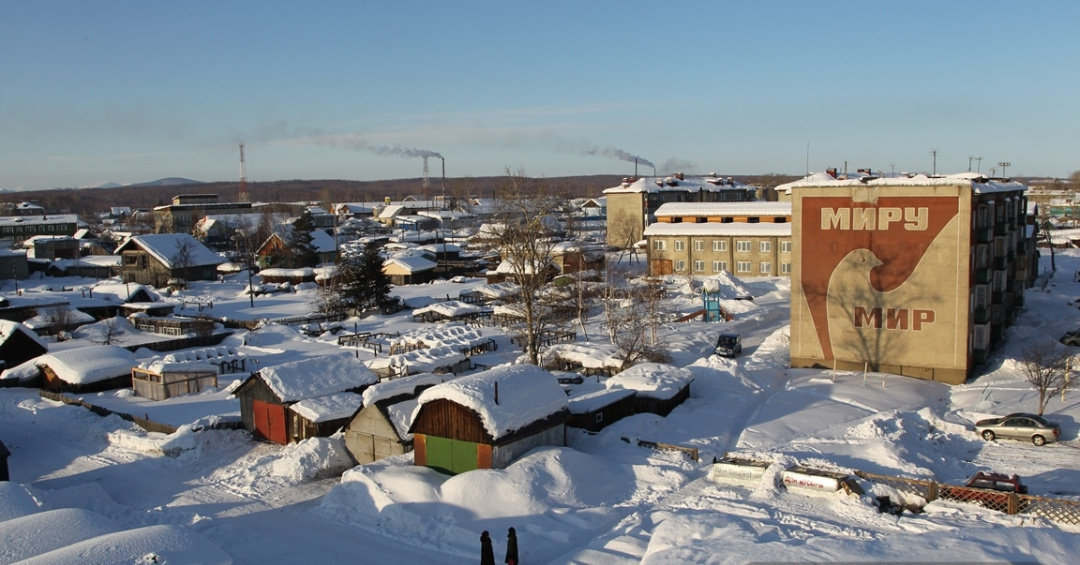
505 527 519 565
480 530 496 565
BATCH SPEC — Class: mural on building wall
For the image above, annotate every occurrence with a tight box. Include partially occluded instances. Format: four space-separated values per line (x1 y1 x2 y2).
795 191 966 372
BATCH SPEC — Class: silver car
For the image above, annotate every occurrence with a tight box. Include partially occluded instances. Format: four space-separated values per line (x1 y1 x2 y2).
974 413 1061 446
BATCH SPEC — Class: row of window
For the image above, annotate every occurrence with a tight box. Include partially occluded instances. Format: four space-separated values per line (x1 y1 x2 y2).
672 259 792 275
654 239 792 253
0 224 73 235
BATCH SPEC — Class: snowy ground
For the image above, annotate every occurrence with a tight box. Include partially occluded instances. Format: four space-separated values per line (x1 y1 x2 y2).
3 249 1080 564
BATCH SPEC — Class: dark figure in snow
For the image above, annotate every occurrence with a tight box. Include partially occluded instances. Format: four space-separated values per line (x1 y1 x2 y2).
480 530 496 565
505 527 519 565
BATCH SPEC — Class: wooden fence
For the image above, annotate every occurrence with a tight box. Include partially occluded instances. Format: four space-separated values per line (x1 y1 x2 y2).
851 470 1080 525
39 390 244 435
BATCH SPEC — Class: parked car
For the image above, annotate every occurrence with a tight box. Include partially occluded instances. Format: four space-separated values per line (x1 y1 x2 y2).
974 412 1061 446
714 333 742 358
1060 328 1080 346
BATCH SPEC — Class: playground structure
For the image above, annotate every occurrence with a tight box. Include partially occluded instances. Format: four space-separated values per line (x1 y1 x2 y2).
702 289 734 322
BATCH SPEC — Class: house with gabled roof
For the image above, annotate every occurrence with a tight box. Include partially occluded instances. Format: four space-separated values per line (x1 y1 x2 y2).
343 372 445 464
232 354 379 444
409 364 570 474
115 234 224 288
255 227 338 269
0 320 48 372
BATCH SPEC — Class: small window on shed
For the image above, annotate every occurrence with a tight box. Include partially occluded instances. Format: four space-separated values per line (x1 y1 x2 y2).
595 413 604 424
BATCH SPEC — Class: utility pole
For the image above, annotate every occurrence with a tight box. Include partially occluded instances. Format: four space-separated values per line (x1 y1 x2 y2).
998 161 1011 178
930 149 938 176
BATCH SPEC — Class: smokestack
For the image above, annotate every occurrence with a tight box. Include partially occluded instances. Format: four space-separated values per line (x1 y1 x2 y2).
494 381 499 405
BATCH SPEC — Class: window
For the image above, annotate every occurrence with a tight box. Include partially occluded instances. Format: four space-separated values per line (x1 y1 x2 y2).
713 240 727 252
760 241 771 252
653 239 666 251
736 261 751 273
736 241 751 252
780 262 791 274
675 260 687 272
713 260 727 272
693 260 705 272
760 262 772 274
693 240 704 251
595 413 604 424
780 241 792 253
674 240 685 251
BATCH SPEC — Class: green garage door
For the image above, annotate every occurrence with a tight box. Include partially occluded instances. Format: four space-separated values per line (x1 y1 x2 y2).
425 436 479 475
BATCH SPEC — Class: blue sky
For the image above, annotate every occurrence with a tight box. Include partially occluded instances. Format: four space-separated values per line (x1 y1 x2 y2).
1 1 1077 190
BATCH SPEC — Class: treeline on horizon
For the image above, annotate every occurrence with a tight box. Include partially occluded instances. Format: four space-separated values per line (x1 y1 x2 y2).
3 173 802 219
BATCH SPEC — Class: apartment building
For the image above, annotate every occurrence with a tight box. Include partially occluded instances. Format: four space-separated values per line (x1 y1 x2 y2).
788 173 1033 385
643 202 792 278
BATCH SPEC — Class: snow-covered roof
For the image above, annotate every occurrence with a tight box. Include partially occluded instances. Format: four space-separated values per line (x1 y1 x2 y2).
782 171 1028 195
361 372 446 406
291 392 364 423
252 353 378 403
34 345 136 385
0 319 48 351
567 387 636 414
411 301 483 319
384 255 437 273
605 363 694 400
116 234 224 269
89 283 153 303
259 267 315 279
654 201 791 218
366 346 467 375
644 222 791 237
544 342 623 370
465 282 518 299
412 364 568 440
603 175 752 194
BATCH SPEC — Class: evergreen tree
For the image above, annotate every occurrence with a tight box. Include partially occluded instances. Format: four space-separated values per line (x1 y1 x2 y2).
339 246 392 312
285 211 319 268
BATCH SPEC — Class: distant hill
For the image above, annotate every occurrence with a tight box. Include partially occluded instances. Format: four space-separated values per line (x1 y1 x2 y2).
132 177 204 187
0 173 799 219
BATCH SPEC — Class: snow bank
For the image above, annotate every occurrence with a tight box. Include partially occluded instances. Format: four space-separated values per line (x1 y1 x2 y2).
0 508 119 564
12 524 232 565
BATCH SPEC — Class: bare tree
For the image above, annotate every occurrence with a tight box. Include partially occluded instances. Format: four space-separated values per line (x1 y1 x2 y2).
40 305 75 336
602 265 670 371
493 169 568 365
88 316 125 345
1018 340 1078 415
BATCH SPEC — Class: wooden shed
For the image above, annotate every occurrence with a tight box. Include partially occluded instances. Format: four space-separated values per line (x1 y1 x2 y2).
131 361 219 401
232 354 378 444
410 364 569 475
605 363 694 417
343 372 445 464
567 387 637 432
36 345 137 393
0 320 48 371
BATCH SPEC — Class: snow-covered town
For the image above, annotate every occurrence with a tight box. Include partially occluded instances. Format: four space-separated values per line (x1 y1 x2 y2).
3 168 1080 564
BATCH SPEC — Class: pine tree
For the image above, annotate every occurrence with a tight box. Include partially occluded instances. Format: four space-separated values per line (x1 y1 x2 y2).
339 246 392 313
285 211 319 268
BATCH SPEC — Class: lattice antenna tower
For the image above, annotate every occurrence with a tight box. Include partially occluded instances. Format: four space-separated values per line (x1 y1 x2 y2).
238 142 250 203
